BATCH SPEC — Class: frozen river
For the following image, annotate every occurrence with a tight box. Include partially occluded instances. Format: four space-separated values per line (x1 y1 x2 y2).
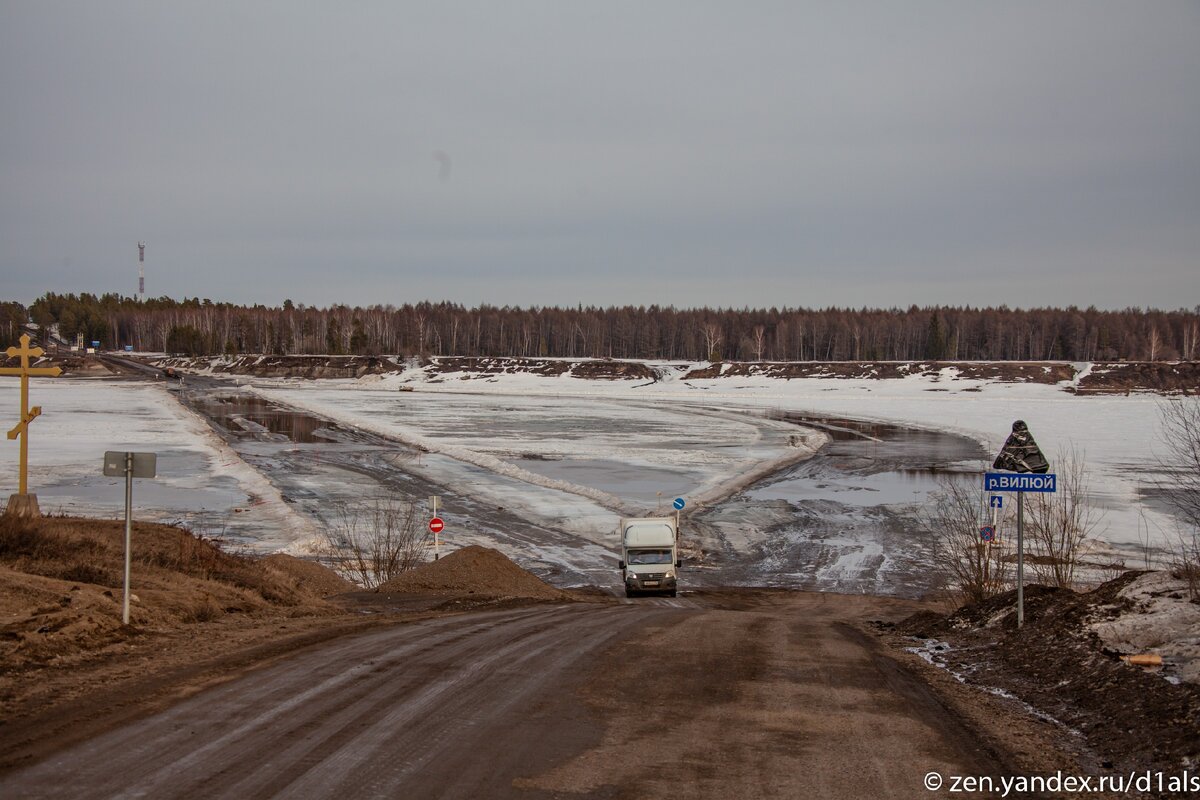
198 385 989 596
2 369 1184 596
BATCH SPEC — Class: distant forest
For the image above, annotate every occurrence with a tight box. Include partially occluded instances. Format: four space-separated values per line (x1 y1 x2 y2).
8 293 1200 362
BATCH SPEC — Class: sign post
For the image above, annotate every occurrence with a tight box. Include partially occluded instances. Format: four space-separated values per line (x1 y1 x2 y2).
429 495 442 560
103 451 157 625
987 420 1054 629
672 497 685 546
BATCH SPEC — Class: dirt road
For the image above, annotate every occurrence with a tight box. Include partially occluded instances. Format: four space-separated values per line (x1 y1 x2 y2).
0 590 1058 800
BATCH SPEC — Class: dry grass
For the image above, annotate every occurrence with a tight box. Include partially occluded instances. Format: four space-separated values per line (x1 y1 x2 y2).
0 515 346 671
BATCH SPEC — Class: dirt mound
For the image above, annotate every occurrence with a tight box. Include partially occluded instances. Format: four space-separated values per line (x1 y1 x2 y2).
895 572 1200 772
0 516 339 671
159 354 394 379
428 357 571 377
683 360 1079 383
262 554 355 597
1075 361 1200 395
375 546 573 602
569 359 655 380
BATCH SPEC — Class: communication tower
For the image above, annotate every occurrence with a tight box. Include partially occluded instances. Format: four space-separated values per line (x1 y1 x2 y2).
137 242 145 301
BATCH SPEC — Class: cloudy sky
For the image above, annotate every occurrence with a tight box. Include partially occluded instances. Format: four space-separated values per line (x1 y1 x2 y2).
2 2 1197 310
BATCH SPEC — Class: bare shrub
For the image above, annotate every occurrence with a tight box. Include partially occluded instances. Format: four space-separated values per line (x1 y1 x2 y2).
186 596 224 623
1025 446 1105 589
0 515 41 558
922 478 1010 603
321 497 430 588
60 563 115 587
1158 398 1200 599
1172 530 1200 600
1159 398 1200 528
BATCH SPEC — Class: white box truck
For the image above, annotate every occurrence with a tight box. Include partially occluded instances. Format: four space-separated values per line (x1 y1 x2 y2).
618 516 680 598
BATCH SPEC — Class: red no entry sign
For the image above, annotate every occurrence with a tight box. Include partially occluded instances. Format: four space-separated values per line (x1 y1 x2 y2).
429 517 444 534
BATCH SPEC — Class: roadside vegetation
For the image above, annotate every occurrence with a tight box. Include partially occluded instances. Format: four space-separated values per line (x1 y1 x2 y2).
319 497 432 589
1025 446 1105 589
1159 398 1200 599
0 515 347 671
922 479 1012 603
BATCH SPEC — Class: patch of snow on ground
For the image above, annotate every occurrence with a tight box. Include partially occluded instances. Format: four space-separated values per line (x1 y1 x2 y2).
1088 571 1200 685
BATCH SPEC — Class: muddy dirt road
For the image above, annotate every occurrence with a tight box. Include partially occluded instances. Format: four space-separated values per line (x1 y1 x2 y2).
0 592 1037 800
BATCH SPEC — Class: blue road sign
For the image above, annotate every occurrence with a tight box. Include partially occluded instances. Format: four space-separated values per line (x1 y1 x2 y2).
984 472 1057 493
980 525 995 543
673 497 685 510
989 495 1004 509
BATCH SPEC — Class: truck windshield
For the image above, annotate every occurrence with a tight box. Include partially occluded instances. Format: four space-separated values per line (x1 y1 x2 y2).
628 549 673 565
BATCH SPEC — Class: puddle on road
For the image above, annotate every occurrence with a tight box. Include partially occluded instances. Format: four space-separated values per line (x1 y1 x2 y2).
752 413 988 509
700 413 991 596
749 467 975 506
186 394 342 443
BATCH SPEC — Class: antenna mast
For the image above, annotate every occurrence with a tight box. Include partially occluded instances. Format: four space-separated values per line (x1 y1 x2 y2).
137 242 146 301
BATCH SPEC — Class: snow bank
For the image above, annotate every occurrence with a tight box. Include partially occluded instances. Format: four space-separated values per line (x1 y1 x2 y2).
1088 572 1200 684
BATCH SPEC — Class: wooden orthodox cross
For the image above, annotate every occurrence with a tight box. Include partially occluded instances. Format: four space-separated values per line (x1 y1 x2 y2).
2 335 62 500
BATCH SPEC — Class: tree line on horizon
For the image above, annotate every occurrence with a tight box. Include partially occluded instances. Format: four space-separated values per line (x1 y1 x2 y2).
10 293 1200 363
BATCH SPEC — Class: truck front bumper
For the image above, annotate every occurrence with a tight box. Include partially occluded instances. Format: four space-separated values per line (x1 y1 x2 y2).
625 574 677 594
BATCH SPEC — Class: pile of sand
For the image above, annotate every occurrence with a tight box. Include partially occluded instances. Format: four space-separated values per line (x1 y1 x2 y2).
262 553 355 597
375 546 572 602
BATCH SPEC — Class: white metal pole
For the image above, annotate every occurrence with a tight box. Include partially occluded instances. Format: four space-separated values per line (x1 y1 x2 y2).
432 496 440 560
123 452 133 626
1016 491 1024 628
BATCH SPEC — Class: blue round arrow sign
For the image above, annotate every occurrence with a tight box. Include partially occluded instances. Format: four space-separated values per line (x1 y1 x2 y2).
673 497 685 510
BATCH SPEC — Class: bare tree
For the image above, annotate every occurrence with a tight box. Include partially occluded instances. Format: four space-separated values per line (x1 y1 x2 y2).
752 325 766 362
922 479 1010 603
1025 446 1105 588
702 322 723 362
321 497 430 588
1159 398 1200 598
1160 399 1200 528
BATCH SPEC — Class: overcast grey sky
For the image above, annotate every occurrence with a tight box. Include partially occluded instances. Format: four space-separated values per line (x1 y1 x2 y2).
2 2 1197 310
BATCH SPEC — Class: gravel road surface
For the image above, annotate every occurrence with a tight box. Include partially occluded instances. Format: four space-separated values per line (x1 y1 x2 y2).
0 592 1025 799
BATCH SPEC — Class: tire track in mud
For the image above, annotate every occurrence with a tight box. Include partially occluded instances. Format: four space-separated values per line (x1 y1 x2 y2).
0 604 681 800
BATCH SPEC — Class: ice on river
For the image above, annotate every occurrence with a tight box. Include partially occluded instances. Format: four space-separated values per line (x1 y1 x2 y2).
0 378 318 548
351 364 1186 554
3 364 1190 593
252 386 822 515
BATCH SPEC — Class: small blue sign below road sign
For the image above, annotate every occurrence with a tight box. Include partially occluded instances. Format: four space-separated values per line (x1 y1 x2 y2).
673 497 685 510
980 525 996 543
989 495 1003 509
